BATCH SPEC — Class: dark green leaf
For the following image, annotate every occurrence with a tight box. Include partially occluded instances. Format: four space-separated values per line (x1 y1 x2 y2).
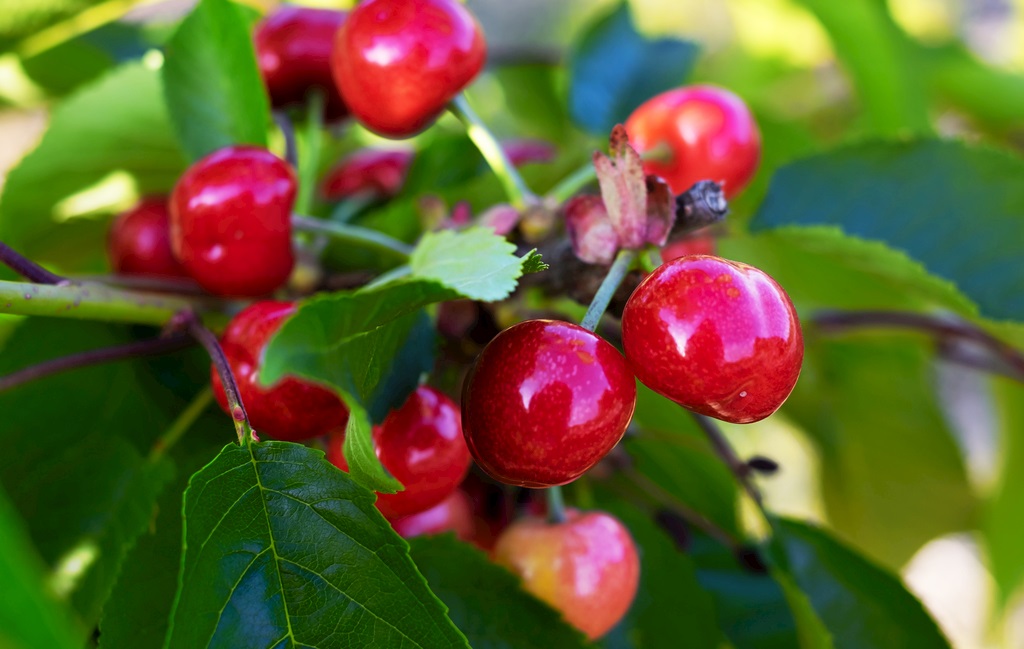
749 140 1024 322
408 535 590 649
568 3 698 134
771 518 951 649
401 134 486 196
165 441 468 649
161 0 269 160
783 336 975 569
0 486 82 649
984 378 1024 606
595 504 722 649
493 64 572 142
20 38 113 95
0 62 186 260
410 227 533 301
366 309 437 424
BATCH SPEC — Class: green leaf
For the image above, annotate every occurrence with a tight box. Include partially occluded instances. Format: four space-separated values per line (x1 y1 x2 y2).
161 0 269 161
410 227 532 301
771 518 951 649
165 441 468 649
0 485 82 649
984 378 1024 607
595 504 722 649
408 535 590 649
782 336 976 569
520 250 548 274
0 0 101 43
343 398 403 493
568 2 698 134
749 140 1024 322
0 61 186 260
366 309 437 424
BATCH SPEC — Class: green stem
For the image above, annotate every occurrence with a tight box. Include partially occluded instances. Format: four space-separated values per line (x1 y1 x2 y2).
292 215 413 259
546 485 567 524
15 0 156 58
546 161 598 205
449 94 536 211
149 388 214 462
0 279 225 328
295 90 325 215
580 249 637 332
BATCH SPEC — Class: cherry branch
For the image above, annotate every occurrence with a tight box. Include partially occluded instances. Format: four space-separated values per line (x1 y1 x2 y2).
291 214 413 259
813 309 1024 382
690 411 766 512
0 241 66 285
0 333 194 393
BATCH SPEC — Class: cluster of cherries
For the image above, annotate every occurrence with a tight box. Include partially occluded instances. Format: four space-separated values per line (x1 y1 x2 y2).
104 0 804 641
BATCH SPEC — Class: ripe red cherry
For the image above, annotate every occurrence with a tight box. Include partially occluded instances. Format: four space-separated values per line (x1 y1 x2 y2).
493 509 640 640
107 197 188 278
621 255 802 424
461 320 636 488
211 301 349 441
390 490 475 542
331 0 486 138
320 148 413 201
170 146 296 297
327 386 471 519
625 85 761 198
254 6 348 121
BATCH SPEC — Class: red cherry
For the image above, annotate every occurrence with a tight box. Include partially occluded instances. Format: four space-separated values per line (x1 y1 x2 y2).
461 320 636 488
320 148 413 201
331 0 486 138
254 6 349 120
211 301 349 441
170 146 296 297
621 255 803 424
327 386 471 519
390 489 475 541
107 197 188 278
625 85 761 198
493 509 640 640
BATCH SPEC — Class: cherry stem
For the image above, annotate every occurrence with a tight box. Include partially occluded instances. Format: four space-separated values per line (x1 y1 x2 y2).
0 279 226 328
148 388 214 462
580 249 637 332
0 333 193 393
273 110 298 169
291 214 413 259
0 241 66 285
70 274 208 296
449 94 537 211
545 485 568 524
690 411 766 511
673 180 728 237
813 309 1024 382
295 89 325 216
179 310 252 445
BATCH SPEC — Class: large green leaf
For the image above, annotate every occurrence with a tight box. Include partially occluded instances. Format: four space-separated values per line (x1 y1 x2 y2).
984 378 1024 607
783 336 975 569
0 62 186 260
568 3 698 134
165 441 468 649
408 535 590 649
749 140 1024 322
0 486 82 649
771 518 951 649
161 0 269 161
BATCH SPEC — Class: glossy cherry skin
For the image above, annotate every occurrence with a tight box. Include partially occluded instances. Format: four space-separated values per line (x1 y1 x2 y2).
625 85 761 198
331 0 486 137
107 197 188 278
254 6 348 121
327 386 471 519
461 320 637 488
621 255 803 424
170 146 296 297
493 509 640 640
211 301 349 441
320 148 413 201
390 489 475 541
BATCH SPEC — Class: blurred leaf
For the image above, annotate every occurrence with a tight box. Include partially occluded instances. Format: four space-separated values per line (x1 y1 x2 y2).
595 504 723 649
984 378 1024 607
494 64 572 142
0 486 82 649
165 441 468 648
20 38 112 94
625 385 741 538
0 62 186 259
783 336 975 569
408 535 590 649
0 0 101 44
791 0 930 135
749 140 1024 322
923 43 1024 134
771 518 951 648
410 227 534 301
161 0 269 160
402 134 486 196
568 3 698 134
